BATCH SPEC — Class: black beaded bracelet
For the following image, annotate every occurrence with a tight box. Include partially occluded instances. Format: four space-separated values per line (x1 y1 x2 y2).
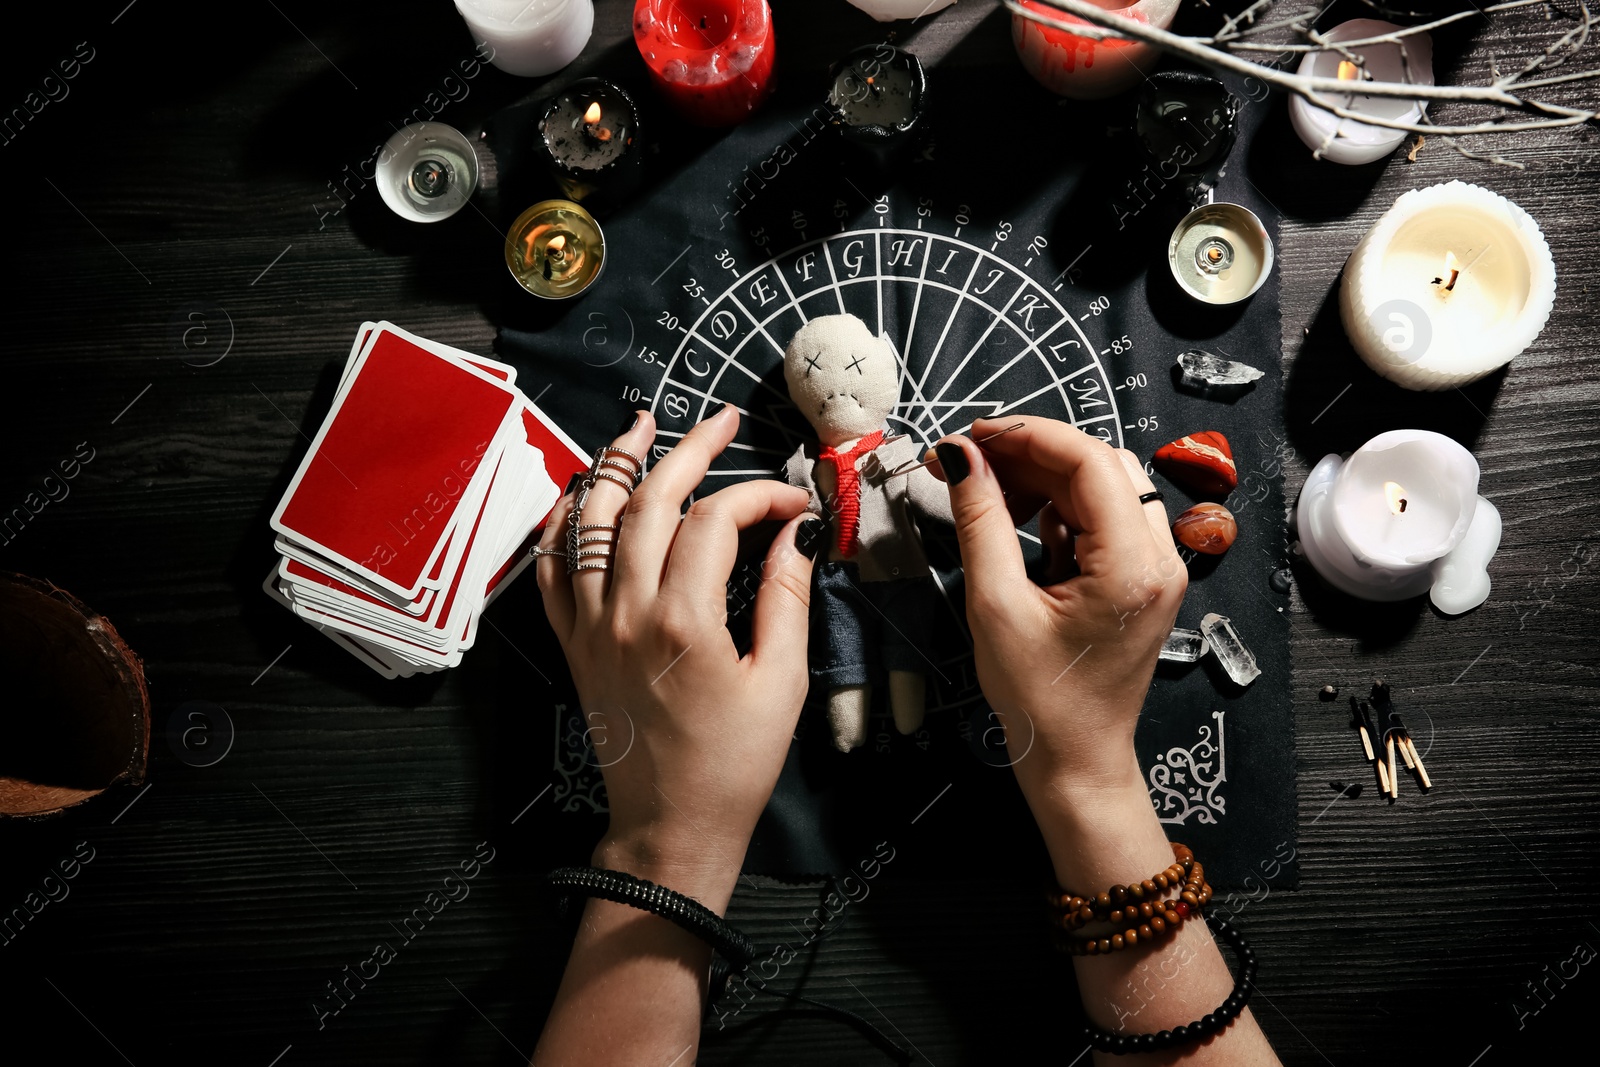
546 866 756 972
1083 912 1258 1055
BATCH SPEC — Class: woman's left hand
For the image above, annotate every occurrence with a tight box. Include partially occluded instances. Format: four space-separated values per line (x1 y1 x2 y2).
534 405 823 910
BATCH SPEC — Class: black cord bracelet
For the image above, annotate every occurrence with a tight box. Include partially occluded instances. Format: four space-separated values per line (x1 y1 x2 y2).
1083 912 1258 1055
546 866 756 973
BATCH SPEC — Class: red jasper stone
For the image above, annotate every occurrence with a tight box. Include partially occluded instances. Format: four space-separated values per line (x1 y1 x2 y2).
1174 901 1192 918
1153 431 1237 497
1172 503 1238 555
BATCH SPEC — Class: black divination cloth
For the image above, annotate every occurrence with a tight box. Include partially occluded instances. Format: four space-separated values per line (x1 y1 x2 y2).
489 44 1295 890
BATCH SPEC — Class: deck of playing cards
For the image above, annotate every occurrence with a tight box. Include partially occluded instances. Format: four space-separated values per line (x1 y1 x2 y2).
264 321 588 678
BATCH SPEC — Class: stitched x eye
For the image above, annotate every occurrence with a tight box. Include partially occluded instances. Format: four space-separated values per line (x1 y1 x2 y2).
804 352 821 376
845 354 866 375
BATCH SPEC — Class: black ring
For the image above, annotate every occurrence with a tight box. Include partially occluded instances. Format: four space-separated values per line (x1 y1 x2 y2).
1138 490 1165 505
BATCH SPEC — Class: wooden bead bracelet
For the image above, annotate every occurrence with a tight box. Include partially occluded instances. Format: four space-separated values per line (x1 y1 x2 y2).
1049 844 1203 927
1047 843 1212 956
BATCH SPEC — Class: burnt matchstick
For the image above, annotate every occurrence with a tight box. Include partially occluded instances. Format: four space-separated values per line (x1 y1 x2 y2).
1357 700 1394 798
1385 732 1398 798
1349 696 1376 761
886 421 1027 478
1373 683 1433 791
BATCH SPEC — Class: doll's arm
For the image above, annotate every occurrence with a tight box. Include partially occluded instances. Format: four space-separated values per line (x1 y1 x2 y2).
785 443 823 514
904 464 955 526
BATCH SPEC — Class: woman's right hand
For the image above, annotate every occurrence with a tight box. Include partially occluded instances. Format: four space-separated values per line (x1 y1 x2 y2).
927 417 1186 804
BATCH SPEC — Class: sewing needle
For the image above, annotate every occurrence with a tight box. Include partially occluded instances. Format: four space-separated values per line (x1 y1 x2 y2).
885 421 1026 478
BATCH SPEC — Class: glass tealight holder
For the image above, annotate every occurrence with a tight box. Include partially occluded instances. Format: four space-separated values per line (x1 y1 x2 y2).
1167 203 1273 305
505 199 606 300
376 122 479 223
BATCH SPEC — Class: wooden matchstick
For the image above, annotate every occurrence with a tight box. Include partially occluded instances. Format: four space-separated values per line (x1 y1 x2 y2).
1403 737 1432 789
1386 734 1398 797
1397 733 1416 770
1376 754 1392 796
1351 697 1375 760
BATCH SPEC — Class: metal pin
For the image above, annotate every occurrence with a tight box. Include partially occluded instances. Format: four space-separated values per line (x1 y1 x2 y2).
885 421 1026 478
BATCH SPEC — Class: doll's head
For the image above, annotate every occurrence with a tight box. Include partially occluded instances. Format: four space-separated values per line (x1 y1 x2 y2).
783 314 899 447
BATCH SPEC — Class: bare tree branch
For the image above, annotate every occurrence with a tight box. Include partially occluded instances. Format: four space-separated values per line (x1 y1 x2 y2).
1003 0 1600 140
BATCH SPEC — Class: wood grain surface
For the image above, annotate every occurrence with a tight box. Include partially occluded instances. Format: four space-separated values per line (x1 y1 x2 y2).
2 2 1596 1065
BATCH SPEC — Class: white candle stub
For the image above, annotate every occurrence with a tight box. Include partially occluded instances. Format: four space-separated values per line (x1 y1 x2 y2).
1288 20 1433 166
1341 181 1556 390
1296 429 1500 613
454 0 593 78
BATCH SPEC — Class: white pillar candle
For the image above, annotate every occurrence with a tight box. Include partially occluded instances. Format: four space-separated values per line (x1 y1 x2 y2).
1341 181 1556 390
1296 429 1501 614
454 0 593 78
1011 0 1181 100
1287 20 1432 165
847 0 957 19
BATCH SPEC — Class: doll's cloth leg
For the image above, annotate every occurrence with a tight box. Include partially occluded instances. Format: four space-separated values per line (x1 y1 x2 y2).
866 575 939 734
867 574 940 679
811 561 875 751
809 560 875 688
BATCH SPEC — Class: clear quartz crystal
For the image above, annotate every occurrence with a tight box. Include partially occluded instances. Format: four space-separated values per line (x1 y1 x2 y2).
1200 612 1261 685
1159 626 1209 663
1176 349 1265 389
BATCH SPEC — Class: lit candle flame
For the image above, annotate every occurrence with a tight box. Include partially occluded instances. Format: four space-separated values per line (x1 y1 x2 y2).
1440 250 1461 293
582 101 612 141
547 233 567 255
1385 481 1409 515
1337 60 1360 81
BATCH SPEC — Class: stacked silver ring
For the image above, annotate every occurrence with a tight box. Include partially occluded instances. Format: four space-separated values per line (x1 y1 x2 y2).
566 446 644 575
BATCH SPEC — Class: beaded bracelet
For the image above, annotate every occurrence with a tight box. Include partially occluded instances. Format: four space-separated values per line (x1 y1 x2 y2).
1048 842 1198 930
1055 863 1213 957
1082 912 1258 1055
546 866 755 972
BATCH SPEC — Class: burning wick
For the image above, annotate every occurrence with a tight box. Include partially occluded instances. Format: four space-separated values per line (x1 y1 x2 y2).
582 101 612 142
542 233 568 281
1431 250 1461 292
1384 481 1408 515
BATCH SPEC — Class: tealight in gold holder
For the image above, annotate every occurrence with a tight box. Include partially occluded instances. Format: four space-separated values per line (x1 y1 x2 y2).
505 199 606 300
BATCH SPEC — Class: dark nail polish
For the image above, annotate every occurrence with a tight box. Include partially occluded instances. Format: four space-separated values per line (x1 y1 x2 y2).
935 442 970 486
618 411 640 433
796 516 827 560
564 471 586 496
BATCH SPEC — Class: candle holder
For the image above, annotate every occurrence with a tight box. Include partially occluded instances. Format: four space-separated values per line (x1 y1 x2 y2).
1 572 149 818
1288 20 1433 166
1167 203 1273 306
1134 71 1239 204
375 122 480 223
1295 430 1501 613
505 199 606 300
824 44 929 173
530 78 644 213
1011 0 1181 101
633 0 776 127
453 0 594 78
1341 181 1556 390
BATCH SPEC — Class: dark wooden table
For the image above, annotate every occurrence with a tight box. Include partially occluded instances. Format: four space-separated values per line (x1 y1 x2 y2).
4 2 1597 1064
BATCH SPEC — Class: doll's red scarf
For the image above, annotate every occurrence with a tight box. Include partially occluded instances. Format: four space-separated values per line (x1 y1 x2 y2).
819 430 885 558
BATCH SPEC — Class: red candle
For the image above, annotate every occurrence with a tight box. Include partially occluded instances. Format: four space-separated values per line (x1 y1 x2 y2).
633 0 775 127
